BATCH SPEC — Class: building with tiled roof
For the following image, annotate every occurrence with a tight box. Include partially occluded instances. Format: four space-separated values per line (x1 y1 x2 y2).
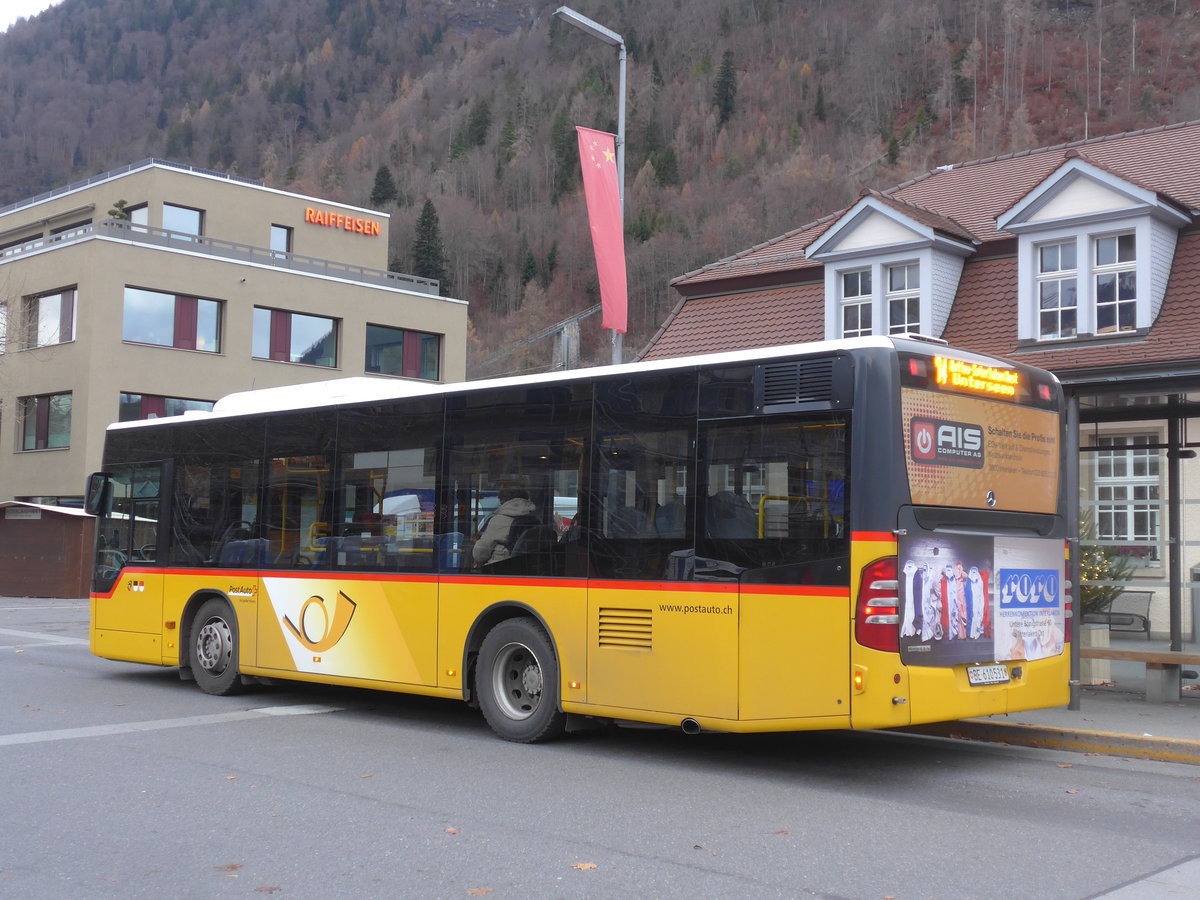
643 121 1200 671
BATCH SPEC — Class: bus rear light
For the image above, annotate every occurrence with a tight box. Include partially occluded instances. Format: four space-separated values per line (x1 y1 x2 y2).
856 557 901 652
1038 383 1053 401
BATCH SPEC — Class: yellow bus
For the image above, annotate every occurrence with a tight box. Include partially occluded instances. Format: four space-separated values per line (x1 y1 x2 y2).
86 337 1069 742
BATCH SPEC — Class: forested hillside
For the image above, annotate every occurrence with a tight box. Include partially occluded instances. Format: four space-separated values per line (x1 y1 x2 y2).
2 0 1197 374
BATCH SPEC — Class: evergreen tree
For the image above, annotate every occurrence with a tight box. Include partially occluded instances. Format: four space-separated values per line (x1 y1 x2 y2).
521 247 538 286
713 50 737 127
369 165 398 207
651 145 681 187
411 198 451 296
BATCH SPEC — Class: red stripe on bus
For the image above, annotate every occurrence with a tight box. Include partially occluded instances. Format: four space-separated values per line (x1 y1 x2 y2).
852 531 895 543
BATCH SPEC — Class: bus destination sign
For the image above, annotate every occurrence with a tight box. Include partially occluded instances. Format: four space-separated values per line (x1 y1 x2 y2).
933 356 1019 400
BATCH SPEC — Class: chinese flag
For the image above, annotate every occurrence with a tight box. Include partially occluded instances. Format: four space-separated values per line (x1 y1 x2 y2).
576 126 627 334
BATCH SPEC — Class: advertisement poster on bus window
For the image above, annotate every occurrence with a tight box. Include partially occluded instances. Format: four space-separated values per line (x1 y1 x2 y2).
897 532 1064 667
901 388 1059 514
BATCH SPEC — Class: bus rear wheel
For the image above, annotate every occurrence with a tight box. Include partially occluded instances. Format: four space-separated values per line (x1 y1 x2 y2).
190 598 243 696
476 617 565 743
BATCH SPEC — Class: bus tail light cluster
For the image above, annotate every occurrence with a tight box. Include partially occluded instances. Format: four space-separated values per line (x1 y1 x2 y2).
855 557 900 653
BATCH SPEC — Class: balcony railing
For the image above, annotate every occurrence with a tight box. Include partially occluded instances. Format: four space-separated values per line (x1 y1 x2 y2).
0 218 440 296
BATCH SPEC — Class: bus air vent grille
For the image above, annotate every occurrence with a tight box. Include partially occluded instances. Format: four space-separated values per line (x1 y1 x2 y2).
758 358 835 410
598 607 652 650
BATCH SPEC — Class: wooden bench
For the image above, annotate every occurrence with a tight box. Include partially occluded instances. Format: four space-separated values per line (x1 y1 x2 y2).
1079 647 1200 701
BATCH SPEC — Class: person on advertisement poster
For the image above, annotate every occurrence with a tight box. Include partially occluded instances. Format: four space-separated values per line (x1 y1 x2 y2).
898 533 998 666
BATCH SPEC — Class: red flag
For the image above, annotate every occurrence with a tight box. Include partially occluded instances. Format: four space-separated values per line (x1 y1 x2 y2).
576 126 627 334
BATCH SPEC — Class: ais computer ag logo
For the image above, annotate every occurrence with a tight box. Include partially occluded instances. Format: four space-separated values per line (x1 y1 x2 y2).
910 417 985 469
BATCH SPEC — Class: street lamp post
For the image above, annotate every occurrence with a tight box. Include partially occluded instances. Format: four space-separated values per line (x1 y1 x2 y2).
553 5 626 366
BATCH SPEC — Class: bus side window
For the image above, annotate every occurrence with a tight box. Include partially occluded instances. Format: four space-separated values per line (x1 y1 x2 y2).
591 371 696 580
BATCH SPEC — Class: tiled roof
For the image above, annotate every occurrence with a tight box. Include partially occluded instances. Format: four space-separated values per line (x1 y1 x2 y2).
641 282 824 361
646 121 1200 372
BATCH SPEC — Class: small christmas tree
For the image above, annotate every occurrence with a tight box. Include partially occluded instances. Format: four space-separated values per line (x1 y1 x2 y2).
1078 509 1136 615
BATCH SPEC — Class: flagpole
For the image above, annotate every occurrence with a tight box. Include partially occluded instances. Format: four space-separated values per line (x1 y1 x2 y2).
554 6 627 366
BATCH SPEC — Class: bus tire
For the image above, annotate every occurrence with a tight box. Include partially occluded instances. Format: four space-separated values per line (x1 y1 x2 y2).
190 598 243 696
476 617 565 743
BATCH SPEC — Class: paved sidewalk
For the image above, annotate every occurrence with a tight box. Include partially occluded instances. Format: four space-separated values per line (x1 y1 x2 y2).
910 683 1200 764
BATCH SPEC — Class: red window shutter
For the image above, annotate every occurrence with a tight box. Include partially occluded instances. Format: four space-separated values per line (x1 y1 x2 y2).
270 309 291 361
141 394 166 419
35 396 51 449
59 291 75 343
174 296 198 349
403 329 420 378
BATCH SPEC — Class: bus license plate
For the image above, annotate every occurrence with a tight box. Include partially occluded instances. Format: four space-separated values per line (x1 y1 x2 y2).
967 664 1010 686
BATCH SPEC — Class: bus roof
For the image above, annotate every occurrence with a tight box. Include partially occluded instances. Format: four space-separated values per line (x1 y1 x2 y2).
108 335 1030 430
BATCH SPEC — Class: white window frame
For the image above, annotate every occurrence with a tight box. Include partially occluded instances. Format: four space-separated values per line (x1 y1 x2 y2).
1016 216 1157 342
1090 433 1161 565
1092 231 1137 335
839 268 872 338
1035 239 1078 340
886 262 920 334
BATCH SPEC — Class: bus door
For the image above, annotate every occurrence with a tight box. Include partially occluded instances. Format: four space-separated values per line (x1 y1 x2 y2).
698 415 852 722
91 462 165 663
585 371 740 718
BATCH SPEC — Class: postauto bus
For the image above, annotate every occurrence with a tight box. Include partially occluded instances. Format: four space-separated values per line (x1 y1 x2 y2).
86 337 1069 742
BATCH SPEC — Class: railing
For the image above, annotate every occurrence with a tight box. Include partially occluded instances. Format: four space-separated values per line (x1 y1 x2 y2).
0 219 440 296
0 158 263 218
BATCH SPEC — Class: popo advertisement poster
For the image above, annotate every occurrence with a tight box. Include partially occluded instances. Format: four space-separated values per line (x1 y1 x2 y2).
898 532 1064 667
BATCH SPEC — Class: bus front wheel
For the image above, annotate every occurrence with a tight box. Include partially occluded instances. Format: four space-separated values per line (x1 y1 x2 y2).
190 598 243 696
476 617 565 743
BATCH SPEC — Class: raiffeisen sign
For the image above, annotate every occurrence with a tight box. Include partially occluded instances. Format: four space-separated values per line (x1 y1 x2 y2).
304 207 382 236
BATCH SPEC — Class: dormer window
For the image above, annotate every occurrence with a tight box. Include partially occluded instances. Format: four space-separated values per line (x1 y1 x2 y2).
1037 240 1077 339
887 263 920 334
809 194 974 342
840 269 872 337
1094 233 1136 334
999 157 1187 345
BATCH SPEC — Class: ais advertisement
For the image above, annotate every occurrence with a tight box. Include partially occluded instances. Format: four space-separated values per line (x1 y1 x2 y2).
902 388 1059 513
898 533 1065 667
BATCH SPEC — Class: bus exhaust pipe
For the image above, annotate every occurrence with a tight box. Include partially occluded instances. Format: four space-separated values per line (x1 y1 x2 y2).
681 718 702 735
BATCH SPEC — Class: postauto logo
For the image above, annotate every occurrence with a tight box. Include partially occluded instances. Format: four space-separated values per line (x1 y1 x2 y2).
911 416 985 469
283 591 358 652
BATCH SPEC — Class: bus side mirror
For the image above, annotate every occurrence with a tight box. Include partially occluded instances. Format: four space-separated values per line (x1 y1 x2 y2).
85 472 112 517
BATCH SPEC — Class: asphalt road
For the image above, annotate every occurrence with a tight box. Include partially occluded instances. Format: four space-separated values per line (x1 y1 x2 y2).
4 598 1200 900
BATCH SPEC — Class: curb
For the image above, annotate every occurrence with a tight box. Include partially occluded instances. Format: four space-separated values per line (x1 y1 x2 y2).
902 720 1200 766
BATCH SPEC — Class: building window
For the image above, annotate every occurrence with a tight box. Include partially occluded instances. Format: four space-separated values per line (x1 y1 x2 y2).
20 392 72 450
1094 232 1137 334
365 325 441 380
840 269 872 338
162 203 203 238
886 263 920 334
22 289 76 348
1037 240 1078 339
119 393 215 422
1093 434 1160 563
122 287 221 352
128 203 149 233
270 224 292 257
253 307 338 367
0 302 7 354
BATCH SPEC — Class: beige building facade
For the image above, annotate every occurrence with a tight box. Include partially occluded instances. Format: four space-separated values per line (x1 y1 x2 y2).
0 159 467 505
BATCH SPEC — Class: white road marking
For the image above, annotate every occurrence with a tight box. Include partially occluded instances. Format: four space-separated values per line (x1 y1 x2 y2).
0 705 341 746
0 627 88 645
